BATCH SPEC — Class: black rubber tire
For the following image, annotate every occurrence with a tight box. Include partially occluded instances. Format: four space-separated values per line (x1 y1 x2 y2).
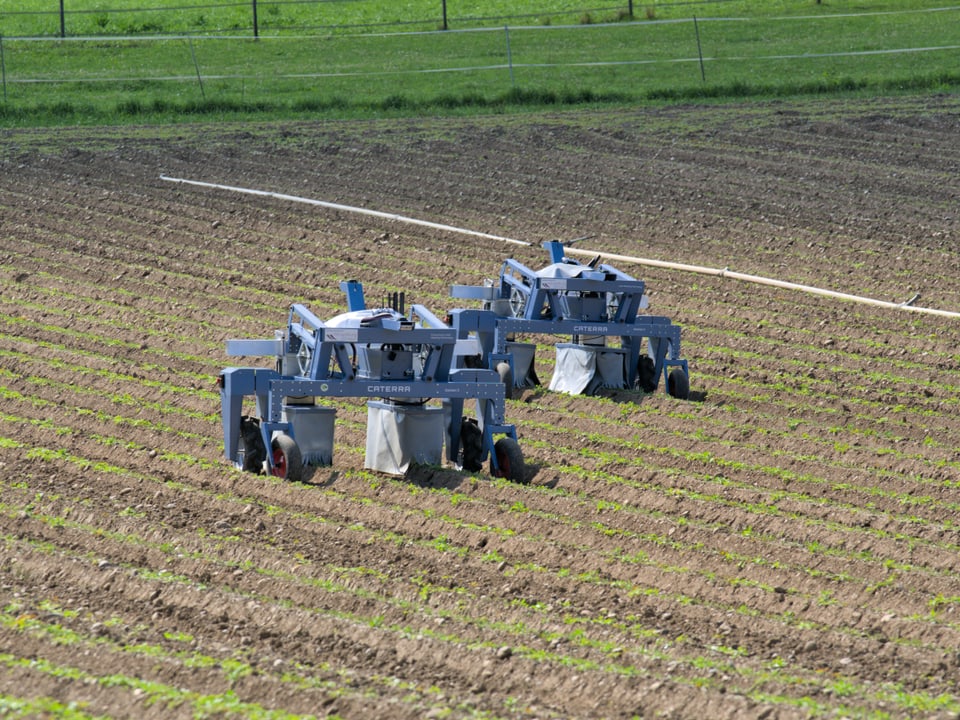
667 368 690 400
459 417 484 473
637 356 657 393
492 437 526 484
271 433 304 482
496 361 514 400
239 415 267 474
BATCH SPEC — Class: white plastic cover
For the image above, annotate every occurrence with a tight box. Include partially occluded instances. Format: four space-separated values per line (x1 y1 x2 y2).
549 346 596 395
365 402 444 475
325 308 403 327
535 262 596 279
549 345 627 395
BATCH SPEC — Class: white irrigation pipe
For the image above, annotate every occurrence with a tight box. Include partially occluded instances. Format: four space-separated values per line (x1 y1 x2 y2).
160 175 960 319
159 175 528 247
560 247 960 319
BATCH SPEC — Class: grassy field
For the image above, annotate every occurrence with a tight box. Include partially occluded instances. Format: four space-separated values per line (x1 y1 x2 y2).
5 0 933 37
0 0 959 124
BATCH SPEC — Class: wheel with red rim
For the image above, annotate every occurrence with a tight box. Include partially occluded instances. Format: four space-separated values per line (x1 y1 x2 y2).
492 437 526 484
271 433 303 482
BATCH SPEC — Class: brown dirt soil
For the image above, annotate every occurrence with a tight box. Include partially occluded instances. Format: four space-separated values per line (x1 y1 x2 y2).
2 93 960 719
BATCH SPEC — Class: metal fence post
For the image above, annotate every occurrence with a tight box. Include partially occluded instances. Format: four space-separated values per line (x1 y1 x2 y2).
1 35 6 103
188 37 206 99
252 0 259 38
694 16 705 82
505 26 514 86
60 0 66 38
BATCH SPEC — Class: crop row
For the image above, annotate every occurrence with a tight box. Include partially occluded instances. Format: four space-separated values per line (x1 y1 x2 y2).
3 458 956 716
18 162 956 363
6 262 956 450
519 416 960 528
5 393 957 618
5 408 960 662
6 342 958 583
3 308 955 587
2 188 505 315
9 194 952 358
3 467 958 719
5 328 959 565
11 188 957 399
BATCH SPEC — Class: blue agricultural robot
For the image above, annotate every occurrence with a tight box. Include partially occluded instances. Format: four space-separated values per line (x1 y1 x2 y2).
219 281 524 483
447 240 690 399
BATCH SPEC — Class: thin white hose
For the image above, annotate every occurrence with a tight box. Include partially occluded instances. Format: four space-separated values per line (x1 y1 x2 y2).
159 175 959 319
159 175 529 246
561 247 960 319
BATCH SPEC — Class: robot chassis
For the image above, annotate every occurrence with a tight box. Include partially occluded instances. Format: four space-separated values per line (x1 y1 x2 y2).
448 240 691 398
218 281 524 483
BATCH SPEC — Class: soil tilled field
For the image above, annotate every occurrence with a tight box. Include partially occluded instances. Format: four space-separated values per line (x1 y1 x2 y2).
2 93 960 719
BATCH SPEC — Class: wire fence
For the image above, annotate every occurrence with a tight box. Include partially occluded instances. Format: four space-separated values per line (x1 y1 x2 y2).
1 6 958 108
0 0 710 37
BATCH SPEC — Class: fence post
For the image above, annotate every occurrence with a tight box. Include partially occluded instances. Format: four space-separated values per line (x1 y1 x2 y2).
442 0 448 31
252 0 259 38
188 37 206 100
694 16 705 82
505 25 514 87
60 0 66 38
1 35 6 103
